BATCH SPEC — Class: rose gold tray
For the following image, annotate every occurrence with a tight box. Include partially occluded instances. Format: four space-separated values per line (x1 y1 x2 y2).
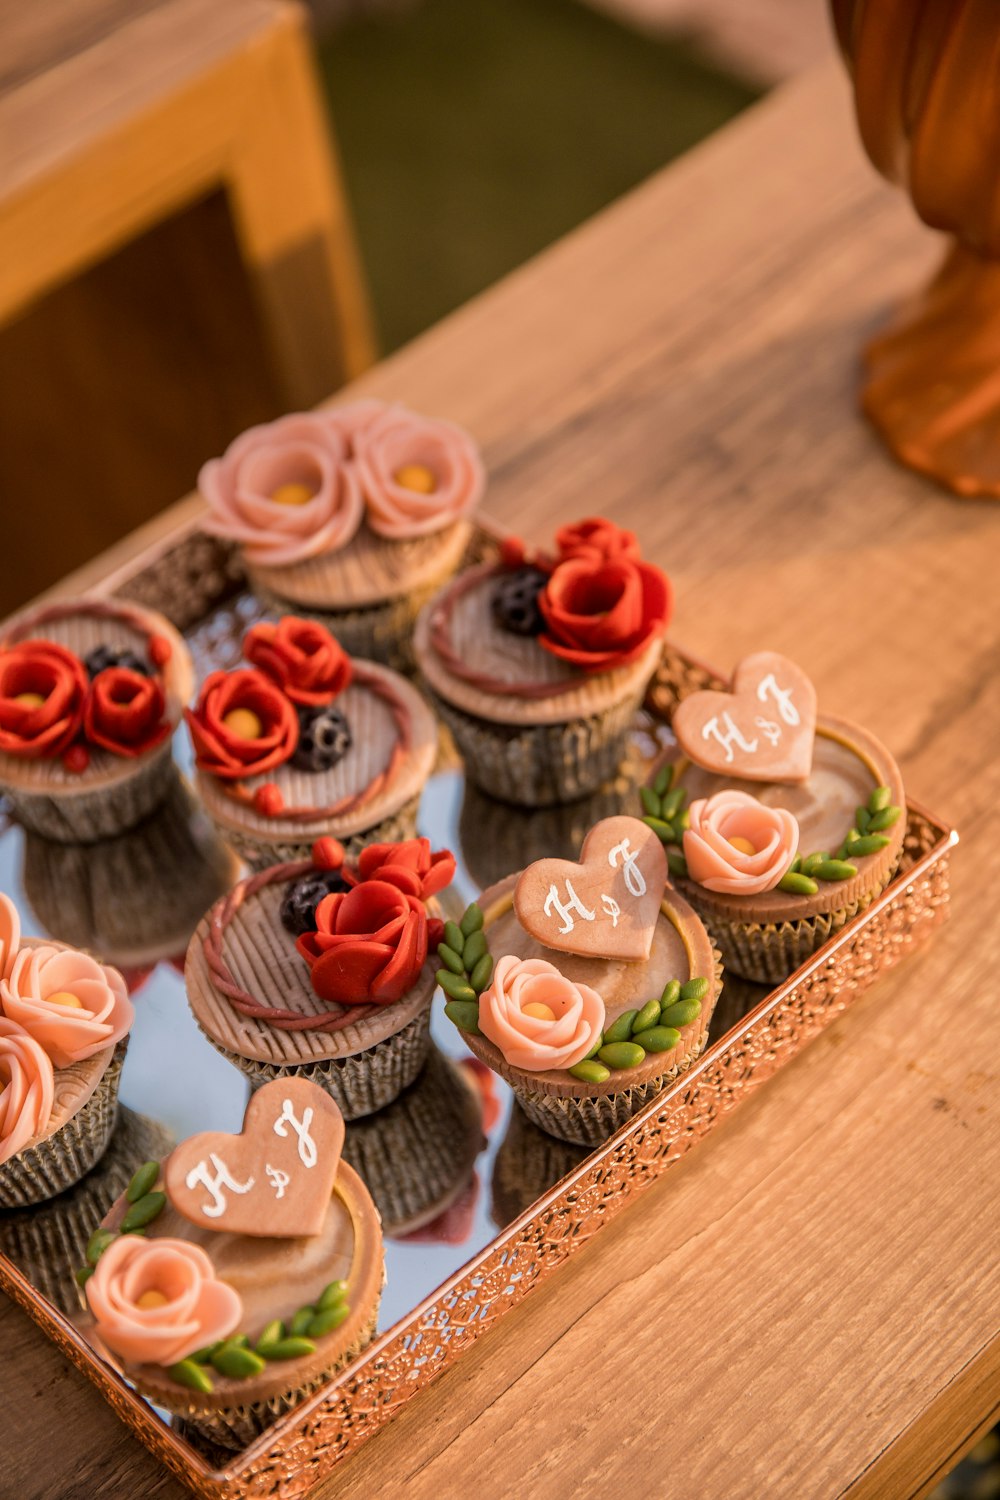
0 519 957 1499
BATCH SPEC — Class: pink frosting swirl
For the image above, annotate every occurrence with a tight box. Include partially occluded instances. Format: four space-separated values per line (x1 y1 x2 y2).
683 790 798 895
355 404 484 539
199 413 363 566
1 944 133 1068
0 1016 54 1164
86 1235 243 1367
0 893 19 981
478 955 605 1072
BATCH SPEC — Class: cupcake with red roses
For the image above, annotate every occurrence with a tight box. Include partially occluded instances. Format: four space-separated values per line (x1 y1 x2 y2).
185 835 457 1117
184 615 437 867
197 400 485 669
413 517 672 807
0 597 192 841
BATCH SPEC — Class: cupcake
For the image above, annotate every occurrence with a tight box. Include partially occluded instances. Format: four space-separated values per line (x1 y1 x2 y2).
21 775 239 970
198 400 484 670
413 517 671 807
78 1078 383 1450
185 835 457 1119
439 815 722 1146
184 614 437 867
0 597 192 841
642 651 907 984
0 895 134 1206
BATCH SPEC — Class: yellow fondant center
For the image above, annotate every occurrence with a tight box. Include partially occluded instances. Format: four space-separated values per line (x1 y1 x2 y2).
522 1002 556 1023
728 836 757 856
393 463 437 494
223 708 264 740
270 482 315 507
47 991 84 1009
136 1289 169 1310
15 692 45 709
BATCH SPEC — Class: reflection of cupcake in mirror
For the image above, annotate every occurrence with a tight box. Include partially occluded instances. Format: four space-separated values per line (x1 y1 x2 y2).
641 652 907 983
77 1079 383 1450
0 597 192 841
340 1045 485 1238
459 779 635 893
414 518 671 807
185 614 437 867
186 836 457 1119
21 775 239 970
438 816 722 1146
0 896 134 1206
491 1102 588 1230
198 401 485 669
0 1107 173 1315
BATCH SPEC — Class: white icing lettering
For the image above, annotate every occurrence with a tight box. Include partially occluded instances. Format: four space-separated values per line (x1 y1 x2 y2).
601 894 621 927
543 879 596 935
756 673 800 725
702 711 759 762
185 1153 255 1219
607 837 647 897
266 1164 290 1199
754 715 782 746
273 1098 317 1169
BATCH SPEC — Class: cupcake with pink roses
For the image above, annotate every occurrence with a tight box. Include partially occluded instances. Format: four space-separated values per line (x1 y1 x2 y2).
184 614 437 867
0 596 192 841
0 894 134 1206
640 650 907 983
198 399 485 669
438 816 722 1146
413 517 672 807
185 835 457 1118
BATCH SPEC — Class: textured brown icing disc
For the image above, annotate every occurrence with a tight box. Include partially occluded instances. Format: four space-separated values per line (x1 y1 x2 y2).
459 873 719 1099
194 662 436 845
672 714 906 925
248 518 472 610
413 566 664 727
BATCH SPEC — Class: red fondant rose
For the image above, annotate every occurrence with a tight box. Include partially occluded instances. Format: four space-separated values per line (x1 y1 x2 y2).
243 616 352 706
297 880 437 1005
538 556 671 673
83 667 169 758
184 669 298 780
354 838 456 900
0 641 87 759
555 517 640 563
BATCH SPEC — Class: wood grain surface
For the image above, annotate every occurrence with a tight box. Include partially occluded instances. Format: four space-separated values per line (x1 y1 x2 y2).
3 60 1000 1499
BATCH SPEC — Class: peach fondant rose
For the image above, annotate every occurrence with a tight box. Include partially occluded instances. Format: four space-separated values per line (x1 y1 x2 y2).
1 944 133 1068
86 1235 243 1367
199 413 363 566
0 1016 54 1164
355 405 485 539
683 790 798 895
479 956 605 1072
0 894 20 981
323 398 387 455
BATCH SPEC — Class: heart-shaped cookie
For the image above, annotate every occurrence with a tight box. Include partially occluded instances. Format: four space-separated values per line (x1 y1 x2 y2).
673 651 817 783
513 816 667 961
164 1078 345 1239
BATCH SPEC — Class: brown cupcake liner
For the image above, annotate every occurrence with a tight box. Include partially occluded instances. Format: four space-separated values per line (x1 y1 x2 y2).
169 1300 381 1451
491 1103 589 1227
426 683 646 808
204 1009 432 1121
210 791 423 871
0 1108 174 1315
341 1046 484 1235
5 747 178 844
0 1040 128 1208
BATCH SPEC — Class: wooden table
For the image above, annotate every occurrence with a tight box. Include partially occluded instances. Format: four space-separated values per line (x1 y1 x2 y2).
4 59 1000 1500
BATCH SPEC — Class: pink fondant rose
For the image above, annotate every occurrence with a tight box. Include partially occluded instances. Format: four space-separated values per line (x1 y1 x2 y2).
0 1016 54 1164
86 1235 243 1368
478 956 605 1072
0 894 20 981
683 790 799 895
1 944 133 1068
199 413 363 566
355 404 485 538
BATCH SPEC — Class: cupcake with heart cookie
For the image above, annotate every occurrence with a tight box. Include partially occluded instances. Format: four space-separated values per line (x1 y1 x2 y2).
198 400 484 669
0 596 192 841
185 835 456 1119
78 1078 384 1449
438 816 721 1146
640 651 907 984
184 614 437 867
0 895 134 1206
413 518 672 807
